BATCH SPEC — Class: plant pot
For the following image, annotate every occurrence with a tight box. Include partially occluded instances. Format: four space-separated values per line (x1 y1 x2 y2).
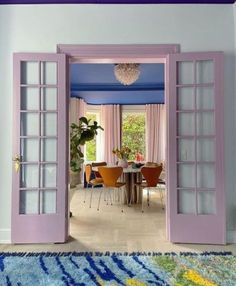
118 159 129 168
70 170 81 188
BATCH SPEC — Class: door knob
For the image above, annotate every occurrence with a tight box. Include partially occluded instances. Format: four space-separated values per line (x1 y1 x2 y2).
13 155 21 173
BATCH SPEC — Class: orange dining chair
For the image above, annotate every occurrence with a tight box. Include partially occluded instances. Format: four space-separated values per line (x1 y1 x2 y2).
91 161 107 178
84 164 104 208
133 165 163 212
97 166 127 212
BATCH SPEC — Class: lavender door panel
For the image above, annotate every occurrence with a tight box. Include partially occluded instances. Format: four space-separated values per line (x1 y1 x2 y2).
12 53 68 243
167 52 225 244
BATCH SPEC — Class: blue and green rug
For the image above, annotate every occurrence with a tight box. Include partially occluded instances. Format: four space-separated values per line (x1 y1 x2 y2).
0 252 235 286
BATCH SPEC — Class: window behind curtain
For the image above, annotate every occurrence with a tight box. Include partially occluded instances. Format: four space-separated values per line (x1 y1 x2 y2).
122 112 146 160
85 113 97 161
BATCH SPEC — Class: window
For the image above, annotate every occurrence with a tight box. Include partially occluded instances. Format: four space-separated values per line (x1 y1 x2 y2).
85 110 101 162
85 105 146 162
122 106 146 160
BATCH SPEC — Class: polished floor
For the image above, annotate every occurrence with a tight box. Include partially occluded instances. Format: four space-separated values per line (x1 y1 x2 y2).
1 186 236 253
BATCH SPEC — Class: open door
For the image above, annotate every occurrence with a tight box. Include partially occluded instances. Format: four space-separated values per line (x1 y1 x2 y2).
167 52 225 244
12 53 69 243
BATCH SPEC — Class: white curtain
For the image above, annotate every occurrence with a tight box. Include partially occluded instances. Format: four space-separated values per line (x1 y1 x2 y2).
145 104 166 164
70 97 87 125
101 105 121 165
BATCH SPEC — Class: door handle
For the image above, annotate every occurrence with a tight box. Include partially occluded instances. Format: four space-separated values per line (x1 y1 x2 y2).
13 155 21 173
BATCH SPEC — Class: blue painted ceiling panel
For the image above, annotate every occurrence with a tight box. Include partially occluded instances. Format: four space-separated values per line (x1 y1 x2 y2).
70 63 165 104
71 90 164 105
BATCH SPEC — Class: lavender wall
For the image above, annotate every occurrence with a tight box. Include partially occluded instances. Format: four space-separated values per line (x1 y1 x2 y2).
0 4 235 243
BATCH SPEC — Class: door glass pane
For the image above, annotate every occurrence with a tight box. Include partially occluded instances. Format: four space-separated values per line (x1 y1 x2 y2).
178 190 196 214
41 113 57 136
197 163 215 189
21 87 39 110
41 62 57 85
40 190 56 214
177 61 194 85
178 139 195 161
178 164 195 188
177 87 194 110
20 113 39 136
196 86 214 110
21 61 39 85
197 191 216 214
196 112 215 135
40 164 57 188
20 190 38 214
41 88 57 111
196 60 214 84
21 139 39 162
41 139 57 162
197 139 215 161
20 164 38 188
178 113 194 136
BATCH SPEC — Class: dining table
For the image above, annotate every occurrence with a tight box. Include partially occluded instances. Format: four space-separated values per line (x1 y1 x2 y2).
121 166 143 203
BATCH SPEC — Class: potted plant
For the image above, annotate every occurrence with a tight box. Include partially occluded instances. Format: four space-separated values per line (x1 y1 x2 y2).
70 116 103 188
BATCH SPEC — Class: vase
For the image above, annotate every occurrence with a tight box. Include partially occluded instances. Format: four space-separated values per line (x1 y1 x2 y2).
118 158 129 168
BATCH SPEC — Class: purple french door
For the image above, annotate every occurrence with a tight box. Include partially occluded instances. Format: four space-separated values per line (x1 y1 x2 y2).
167 52 225 244
12 53 68 243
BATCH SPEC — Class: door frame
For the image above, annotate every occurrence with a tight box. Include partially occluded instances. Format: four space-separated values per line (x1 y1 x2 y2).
57 44 180 240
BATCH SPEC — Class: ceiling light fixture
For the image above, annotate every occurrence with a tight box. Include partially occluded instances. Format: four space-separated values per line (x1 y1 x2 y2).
114 63 140 86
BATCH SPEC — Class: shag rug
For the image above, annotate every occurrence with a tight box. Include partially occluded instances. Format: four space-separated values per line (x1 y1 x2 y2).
0 252 235 286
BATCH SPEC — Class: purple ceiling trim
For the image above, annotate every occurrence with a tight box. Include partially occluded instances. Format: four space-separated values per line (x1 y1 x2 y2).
0 0 234 4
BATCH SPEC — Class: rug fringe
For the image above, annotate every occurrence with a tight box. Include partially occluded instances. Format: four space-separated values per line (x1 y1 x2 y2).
0 251 233 257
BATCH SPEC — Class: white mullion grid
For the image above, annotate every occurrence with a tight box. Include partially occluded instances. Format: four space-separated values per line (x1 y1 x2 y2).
176 67 180 213
212 68 217 195
38 60 42 215
194 60 198 216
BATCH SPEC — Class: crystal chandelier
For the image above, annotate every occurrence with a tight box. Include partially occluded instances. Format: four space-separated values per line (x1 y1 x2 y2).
114 63 140 86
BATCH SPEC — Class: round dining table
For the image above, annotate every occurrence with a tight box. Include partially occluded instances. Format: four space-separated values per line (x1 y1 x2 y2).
121 166 142 203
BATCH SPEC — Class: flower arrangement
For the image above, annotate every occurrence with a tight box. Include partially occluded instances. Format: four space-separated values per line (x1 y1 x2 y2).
135 152 145 162
112 146 131 160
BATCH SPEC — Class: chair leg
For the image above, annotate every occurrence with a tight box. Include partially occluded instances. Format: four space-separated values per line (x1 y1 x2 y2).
141 188 144 213
97 188 104 211
136 186 139 204
84 187 87 203
129 186 134 206
107 188 112 205
124 186 129 206
120 188 124 212
89 186 94 208
147 188 150 207
158 186 165 210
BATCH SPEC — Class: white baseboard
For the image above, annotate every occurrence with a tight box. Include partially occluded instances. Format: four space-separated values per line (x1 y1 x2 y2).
227 230 236 243
0 229 11 244
0 228 235 245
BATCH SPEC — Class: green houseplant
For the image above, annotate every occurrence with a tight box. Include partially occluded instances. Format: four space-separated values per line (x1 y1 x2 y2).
70 116 103 187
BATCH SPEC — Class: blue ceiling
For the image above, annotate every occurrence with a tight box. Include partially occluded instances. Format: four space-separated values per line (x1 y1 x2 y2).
70 63 165 105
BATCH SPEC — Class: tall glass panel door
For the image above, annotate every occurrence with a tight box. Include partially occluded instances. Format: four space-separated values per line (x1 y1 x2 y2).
12 53 68 243
168 52 225 244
